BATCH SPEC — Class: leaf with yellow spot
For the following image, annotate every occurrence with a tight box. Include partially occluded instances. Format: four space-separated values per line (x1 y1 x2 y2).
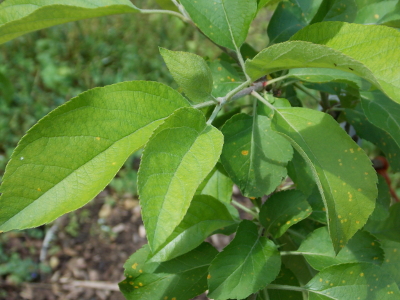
305 263 400 300
208 220 281 300
298 227 384 271
271 107 378 252
120 243 218 300
0 0 139 45
355 1 399 25
138 108 223 251
220 111 293 198
0 81 190 232
259 190 312 238
123 245 151 280
208 60 242 98
310 0 357 24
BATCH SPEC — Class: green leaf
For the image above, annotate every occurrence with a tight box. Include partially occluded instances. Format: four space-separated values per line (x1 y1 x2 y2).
267 0 322 44
259 190 312 238
278 233 315 285
379 1 400 28
364 175 391 233
0 81 189 232
138 107 223 251
246 22 400 104
197 163 233 204
209 60 242 98
284 127 327 224
355 1 398 25
305 263 400 300
123 245 151 280
155 0 179 12
221 111 293 197
381 239 400 287
264 266 303 300
365 202 400 242
119 242 218 300
345 104 400 172
310 0 357 23
360 91 400 168
208 220 281 300
298 227 384 271
179 0 257 50
257 0 273 11
287 148 317 196
271 107 378 252
160 48 213 104
288 68 370 90
148 195 236 262
0 0 139 45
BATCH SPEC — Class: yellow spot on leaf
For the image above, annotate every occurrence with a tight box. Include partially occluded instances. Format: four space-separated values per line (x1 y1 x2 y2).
241 150 249 156
132 263 138 269
231 78 235 82
350 148 354 153
286 221 291 225
139 282 143 286
37 188 41 192
374 14 380 19
319 278 323 282
139 269 143 273
356 221 360 224
96 137 101 141
217 67 222 71
129 282 134 285
360 273 365 277
207 274 211 279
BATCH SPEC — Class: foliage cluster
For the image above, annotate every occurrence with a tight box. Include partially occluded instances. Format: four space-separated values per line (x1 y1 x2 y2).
1 0 400 299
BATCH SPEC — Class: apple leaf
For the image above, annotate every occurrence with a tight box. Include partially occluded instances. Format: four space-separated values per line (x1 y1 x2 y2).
259 190 312 238
208 220 281 299
138 107 223 251
179 0 257 50
0 0 139 45
160 48 213 104
271 107 378 252
0 81 189 232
